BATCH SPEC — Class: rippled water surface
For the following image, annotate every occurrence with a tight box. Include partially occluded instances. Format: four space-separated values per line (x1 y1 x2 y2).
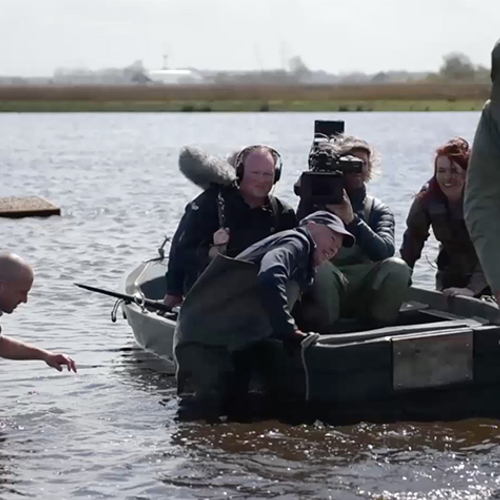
2 111 499 499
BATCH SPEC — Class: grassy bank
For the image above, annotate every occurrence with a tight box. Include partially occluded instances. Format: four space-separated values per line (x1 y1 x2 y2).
0 83 491 112
0 99 486 112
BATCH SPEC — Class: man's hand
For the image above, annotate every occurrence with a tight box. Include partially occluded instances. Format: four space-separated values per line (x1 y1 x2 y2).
213 227 230 246
0 336 77 372
43 352 77 373
283 329 311 356
326 190 354 225
163 294 183 308
209 227 230 259
442 287 475 298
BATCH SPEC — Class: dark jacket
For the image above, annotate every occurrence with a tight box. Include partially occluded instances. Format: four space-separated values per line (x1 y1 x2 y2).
401 183 488 296
166 185 297 296
340 186 395 263
297 185 395 266
236 227 316 339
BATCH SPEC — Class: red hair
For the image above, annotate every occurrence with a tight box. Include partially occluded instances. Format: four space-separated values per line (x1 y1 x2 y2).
417 137 471 201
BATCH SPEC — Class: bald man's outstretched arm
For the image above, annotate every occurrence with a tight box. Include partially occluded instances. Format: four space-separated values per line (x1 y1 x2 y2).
0 336 77 372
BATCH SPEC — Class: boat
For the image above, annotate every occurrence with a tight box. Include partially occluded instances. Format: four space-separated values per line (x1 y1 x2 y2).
117 242 500 422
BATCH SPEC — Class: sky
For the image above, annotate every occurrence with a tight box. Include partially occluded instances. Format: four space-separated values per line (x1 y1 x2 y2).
1 0 499 76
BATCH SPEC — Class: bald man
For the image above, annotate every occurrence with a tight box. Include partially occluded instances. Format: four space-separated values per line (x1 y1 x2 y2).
0 252 77 372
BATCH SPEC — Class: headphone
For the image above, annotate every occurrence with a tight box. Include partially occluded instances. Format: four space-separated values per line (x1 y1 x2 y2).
234 145 283 184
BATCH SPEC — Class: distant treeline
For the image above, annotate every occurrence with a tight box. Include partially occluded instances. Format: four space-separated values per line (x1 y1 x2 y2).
211 52 492 86
0 50 491 88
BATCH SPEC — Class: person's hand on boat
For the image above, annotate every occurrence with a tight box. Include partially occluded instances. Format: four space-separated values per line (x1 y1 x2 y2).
282 329 311 356
163 294 183 308
326 190 354 225
442 287 475 298
43 352 77 373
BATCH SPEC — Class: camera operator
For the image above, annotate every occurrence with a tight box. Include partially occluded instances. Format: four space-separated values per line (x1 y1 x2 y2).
295 135 411 332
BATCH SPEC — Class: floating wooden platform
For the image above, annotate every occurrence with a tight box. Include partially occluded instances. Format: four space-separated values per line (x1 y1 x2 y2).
0 196 61 218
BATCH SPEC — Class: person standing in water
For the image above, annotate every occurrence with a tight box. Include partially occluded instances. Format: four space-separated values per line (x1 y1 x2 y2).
0 252 77 372
464 39 500 304
401 138 489 298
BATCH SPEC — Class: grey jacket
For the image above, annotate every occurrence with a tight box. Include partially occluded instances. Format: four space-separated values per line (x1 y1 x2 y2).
464 39 500 294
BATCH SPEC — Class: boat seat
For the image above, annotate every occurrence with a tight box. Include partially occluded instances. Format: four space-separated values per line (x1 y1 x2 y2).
308 301 431 335
399 300 429 314
420 308 490 325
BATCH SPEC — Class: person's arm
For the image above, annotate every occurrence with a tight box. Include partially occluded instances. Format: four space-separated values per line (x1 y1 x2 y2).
165 190 219 297
257 240 307 339
465 103 500 302
279 204 298 231
399 196 431 268
443 259 489 298
165 208 192 299
466 260 490 297
346 199 396 261
0 336 77 372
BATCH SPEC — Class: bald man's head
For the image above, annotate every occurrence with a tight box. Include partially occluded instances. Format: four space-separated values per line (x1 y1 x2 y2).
0 252 34 314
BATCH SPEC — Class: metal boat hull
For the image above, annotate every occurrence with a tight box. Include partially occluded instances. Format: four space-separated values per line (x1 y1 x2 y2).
120 258 500 413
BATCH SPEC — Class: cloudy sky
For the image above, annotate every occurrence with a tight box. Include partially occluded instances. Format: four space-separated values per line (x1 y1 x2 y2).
1 0 498 76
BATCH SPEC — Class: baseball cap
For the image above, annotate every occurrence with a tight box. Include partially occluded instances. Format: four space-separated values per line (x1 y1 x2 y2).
299 210 356 248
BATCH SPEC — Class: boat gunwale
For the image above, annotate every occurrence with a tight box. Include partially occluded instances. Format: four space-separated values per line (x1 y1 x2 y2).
121 259 500 353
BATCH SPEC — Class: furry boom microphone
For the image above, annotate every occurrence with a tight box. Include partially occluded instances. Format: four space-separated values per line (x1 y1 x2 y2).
178 146 237 190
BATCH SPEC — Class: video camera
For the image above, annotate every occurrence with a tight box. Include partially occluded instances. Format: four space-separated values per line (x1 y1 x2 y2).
297 120 364 208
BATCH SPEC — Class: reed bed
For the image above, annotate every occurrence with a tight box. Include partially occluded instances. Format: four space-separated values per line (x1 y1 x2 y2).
0 83 491 112
0 83 491 101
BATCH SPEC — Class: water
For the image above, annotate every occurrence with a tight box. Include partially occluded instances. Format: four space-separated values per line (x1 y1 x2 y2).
2 111 499 499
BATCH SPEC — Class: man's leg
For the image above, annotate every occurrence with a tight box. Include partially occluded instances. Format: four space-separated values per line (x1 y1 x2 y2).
229 281 302 407
294 261 348 333
345 257 412 326
176 343 234 416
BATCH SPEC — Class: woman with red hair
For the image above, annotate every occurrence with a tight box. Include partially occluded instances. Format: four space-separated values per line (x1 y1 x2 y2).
400 137 489 298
